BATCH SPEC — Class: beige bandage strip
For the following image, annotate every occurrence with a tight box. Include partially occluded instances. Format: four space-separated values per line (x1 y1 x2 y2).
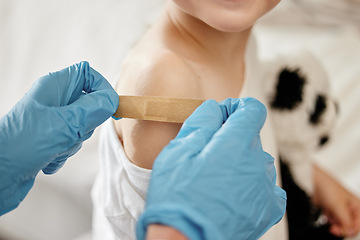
113 95 205 123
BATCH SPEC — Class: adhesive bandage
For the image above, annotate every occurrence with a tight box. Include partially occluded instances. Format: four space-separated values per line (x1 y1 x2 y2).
113 95 205 123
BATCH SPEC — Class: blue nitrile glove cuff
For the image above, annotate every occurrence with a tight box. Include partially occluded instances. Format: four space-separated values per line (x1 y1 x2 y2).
136 204 224 240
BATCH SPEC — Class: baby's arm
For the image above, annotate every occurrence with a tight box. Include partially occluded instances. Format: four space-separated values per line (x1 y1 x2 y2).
313 164 360 237
147 224 188 240
115 49 201 169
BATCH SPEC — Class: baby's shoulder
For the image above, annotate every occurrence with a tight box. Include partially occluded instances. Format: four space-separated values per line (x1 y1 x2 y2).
116 48 201 99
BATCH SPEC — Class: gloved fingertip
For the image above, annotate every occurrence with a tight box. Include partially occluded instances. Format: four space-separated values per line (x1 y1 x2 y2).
243 97 267 118
78 130 95 142
274 186 287 222
219 98 241 121
79 60 90 68
264 152 275 163
275 185 287 201
228 97 268 133
112 115 122 120
170 99 223 154
177 99 221 139
69 61 89 76
180 99 218 128
86 67 119 115
194 99 220 118
42 169 56 175
196 99 218 110
109 90 120 115
42 161 65 175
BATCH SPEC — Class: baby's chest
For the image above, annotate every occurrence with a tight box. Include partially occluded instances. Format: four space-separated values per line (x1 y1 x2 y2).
196 72 244 101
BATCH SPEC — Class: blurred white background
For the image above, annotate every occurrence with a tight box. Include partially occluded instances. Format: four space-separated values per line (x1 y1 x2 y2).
0 0 360 239
0 1 163 239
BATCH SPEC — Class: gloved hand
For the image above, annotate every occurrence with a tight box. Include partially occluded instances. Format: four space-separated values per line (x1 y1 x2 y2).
137 98 286 240
0 61 119 216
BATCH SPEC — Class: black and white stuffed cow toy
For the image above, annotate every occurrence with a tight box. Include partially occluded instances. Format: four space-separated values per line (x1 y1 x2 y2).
264 51 339 240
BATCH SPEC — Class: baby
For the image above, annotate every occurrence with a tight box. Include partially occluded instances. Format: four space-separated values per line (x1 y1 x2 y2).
92 0 285 239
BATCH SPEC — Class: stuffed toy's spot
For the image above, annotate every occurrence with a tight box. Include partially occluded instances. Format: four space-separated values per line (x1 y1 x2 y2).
271 68 305 110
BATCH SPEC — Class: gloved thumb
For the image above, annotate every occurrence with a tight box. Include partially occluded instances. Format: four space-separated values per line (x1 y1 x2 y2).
173 99 224 153
205 97 267 152
59 86 118 143
220 97 267 132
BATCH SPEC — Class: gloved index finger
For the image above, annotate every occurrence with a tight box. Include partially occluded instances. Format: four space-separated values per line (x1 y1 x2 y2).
220 97 267 134
52 62 119 142
48 61 116 105
205 97 267 153
67 61 117 105
43 61 93 106
26 61 116 107
171 99 224 152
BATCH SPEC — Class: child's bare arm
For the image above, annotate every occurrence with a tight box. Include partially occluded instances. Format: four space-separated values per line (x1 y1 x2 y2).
147 224 188 240
115 49 201 169
313 165 360 237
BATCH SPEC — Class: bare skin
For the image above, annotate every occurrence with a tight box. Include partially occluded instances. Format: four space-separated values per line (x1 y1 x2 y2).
313 165 360 237
114 2 257 169
147 224 188 240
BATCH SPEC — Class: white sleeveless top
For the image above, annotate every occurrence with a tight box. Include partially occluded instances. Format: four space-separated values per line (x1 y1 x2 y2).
91 33 288 240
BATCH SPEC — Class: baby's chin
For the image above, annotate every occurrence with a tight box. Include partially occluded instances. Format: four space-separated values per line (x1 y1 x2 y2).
200 1 277 32
199 6 269 32
204 15 256 33
210 22 253 33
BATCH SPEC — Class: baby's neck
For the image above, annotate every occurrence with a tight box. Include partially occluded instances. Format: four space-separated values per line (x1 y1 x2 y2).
165 2 251 67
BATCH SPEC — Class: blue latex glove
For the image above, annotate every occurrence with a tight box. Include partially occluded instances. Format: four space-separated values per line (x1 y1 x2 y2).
137 98 286 240
0 61 119 216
